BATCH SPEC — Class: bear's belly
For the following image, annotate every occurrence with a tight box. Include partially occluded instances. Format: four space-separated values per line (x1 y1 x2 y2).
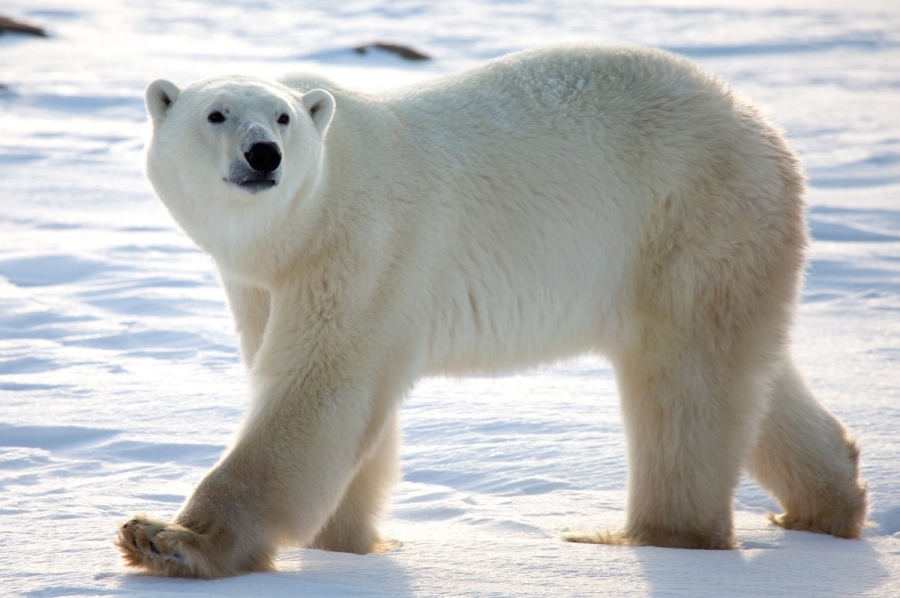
422 207 639 375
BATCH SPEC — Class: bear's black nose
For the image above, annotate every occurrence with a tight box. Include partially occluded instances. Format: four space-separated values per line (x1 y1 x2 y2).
244 142 282 173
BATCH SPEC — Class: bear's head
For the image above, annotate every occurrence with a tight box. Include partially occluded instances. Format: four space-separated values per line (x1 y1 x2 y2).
143 76 335 273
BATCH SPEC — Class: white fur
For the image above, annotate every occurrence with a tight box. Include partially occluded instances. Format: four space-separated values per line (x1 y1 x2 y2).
117 45 866 578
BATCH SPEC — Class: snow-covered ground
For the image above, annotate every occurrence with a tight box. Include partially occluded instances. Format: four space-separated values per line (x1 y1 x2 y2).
1 1 898 596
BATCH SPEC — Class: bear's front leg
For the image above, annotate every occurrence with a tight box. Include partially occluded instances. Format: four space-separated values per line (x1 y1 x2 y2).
117 283 403 578
309 410 402 554
116 427 303 579
117 513 268 578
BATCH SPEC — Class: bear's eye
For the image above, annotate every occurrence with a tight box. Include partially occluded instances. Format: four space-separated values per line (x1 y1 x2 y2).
207 111 226 124
277 113 290 125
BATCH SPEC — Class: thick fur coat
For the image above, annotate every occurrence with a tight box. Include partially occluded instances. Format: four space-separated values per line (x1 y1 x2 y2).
117 45 867 578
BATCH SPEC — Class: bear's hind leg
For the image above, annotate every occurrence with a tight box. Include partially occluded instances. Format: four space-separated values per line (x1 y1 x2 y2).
309 411 402 554
567 279 782 550
589 335 768 549
746 355 867 538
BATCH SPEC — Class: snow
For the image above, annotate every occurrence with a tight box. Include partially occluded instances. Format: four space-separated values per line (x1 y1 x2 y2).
1 0 899 596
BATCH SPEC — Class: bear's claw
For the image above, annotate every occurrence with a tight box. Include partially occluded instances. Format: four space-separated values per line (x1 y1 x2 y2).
116 516 191 574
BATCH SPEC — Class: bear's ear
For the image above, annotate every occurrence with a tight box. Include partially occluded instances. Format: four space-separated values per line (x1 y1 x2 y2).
145 79 181 128
302 89 335 137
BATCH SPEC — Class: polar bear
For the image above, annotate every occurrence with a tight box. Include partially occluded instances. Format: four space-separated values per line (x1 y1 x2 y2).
117 45 867 578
